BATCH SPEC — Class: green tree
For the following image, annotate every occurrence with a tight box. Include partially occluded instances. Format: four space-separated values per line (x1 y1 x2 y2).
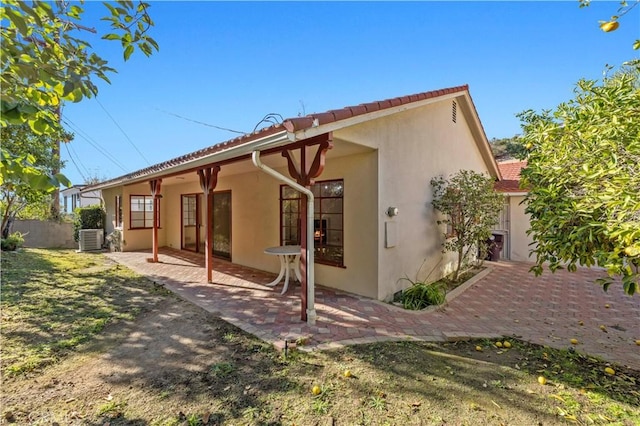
519 65 640 295
1 0 158 211
431 170 505 281
1 0 158 134
489 136 527 160
0 124 71 236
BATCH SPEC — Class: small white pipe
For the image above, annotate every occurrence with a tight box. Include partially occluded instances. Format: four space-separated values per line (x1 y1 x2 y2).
251 151 316 324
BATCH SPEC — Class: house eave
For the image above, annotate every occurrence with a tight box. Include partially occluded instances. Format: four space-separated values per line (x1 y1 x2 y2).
89 129 292 191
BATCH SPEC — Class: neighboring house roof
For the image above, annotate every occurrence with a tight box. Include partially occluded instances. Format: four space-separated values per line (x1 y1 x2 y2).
88 84 500 191
495 160 527 193
60 185 86 195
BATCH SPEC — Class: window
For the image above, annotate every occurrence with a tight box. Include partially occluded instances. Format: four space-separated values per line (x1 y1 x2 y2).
115 195 123 228
182 195 197 226
130 195 158 229
280 179 344 266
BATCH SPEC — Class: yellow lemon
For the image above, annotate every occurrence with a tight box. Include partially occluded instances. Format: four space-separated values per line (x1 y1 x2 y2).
599 325 606 331
636 340 640 346
604 367 615 375
495 341 503 348
311 385 321 395
605 304 610 309
503 341 512 348
475 345 483 352
538 376 547 385
343 370 352 378
570 338 578 345
600 21 620 32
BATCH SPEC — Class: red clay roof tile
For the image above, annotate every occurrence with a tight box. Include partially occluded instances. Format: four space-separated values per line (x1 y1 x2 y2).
89 85 471 190
495 160 528 193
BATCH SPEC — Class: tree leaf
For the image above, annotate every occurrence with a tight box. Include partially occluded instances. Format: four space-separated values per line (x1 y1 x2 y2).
123 44 134 61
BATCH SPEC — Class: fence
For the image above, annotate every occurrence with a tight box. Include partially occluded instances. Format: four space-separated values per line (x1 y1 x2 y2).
11 219 77 249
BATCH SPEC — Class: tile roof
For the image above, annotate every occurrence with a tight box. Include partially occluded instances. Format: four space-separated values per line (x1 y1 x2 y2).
283 85 469 132
494 160 527 193
87 85 471 190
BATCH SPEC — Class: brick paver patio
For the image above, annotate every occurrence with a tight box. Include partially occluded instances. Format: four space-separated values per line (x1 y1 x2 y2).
104 248 640 369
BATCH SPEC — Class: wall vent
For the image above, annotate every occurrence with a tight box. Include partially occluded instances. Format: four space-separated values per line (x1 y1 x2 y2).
452 100 457 123
79 229 104 252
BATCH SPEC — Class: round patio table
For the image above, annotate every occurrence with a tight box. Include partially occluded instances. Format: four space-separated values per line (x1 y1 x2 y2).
264 245 302 294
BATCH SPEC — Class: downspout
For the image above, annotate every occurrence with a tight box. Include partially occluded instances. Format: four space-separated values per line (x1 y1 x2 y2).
251 151 316 325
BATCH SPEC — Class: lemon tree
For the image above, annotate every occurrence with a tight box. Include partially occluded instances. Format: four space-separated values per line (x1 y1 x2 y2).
579 0 640 50
519 65 640 295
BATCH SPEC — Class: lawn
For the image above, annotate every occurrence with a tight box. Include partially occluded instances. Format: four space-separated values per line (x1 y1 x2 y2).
1 249 638 425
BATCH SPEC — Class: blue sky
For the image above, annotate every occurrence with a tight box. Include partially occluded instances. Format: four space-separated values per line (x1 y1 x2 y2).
61 1 638 184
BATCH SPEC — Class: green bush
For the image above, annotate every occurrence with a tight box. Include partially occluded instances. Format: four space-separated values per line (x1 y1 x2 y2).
401 281 446 310
1 232 25 251
73 206 105 242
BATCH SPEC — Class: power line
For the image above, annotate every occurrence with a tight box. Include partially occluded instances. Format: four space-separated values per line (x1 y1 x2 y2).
66 139 92 177
95 97 151 165
63 118 129 173
64 118 129 172
63 142 88 183
154 107 246 134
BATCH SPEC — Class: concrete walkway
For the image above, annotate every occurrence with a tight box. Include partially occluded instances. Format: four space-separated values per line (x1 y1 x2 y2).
105 249 640 369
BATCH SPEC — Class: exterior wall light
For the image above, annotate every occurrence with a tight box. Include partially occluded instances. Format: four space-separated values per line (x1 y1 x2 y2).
386 206 399 217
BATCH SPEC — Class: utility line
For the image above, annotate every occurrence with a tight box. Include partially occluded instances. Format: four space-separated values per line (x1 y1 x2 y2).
95 97 151 165
63 118 129 173
154 107 246 134
66 139 92 178
63 142 88 183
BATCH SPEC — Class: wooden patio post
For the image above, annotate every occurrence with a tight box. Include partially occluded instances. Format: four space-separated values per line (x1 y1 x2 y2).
281 133 333 321
149 179 162 263
198 166 220 282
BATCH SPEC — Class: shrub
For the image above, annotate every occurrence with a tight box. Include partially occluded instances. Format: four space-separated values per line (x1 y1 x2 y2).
1 231 25 251
73 206 105 242
431 170 504 281
401 280 446 310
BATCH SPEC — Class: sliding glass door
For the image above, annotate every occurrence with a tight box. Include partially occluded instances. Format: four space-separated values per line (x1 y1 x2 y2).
181 192 231 260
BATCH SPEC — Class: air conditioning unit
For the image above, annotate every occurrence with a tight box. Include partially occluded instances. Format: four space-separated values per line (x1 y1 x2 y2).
79 229 104 252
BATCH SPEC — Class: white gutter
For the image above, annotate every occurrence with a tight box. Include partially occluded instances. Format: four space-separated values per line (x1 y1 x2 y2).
251 151 316 325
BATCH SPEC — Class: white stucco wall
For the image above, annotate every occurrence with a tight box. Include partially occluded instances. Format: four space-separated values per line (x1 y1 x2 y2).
117 182 168 251
508 195 534 262
118 151 379 298
102 187 120 236
337 96 494 300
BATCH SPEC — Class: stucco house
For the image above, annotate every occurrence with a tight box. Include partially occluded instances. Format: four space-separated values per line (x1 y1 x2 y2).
493 159 533 262
88 85 503 322
61 185 102 214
